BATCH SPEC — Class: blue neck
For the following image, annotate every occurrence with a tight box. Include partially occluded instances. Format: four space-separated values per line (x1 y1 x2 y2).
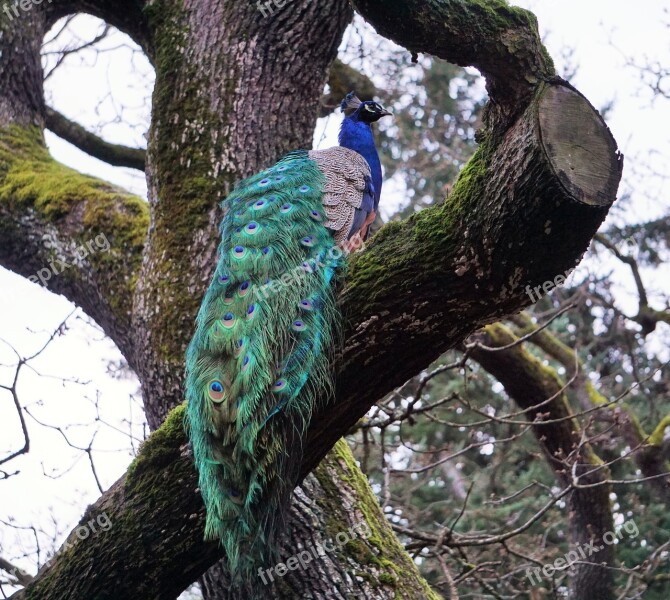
338 117 382 208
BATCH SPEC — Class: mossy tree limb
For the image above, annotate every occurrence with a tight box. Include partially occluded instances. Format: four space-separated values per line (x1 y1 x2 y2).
469 323 615 600
0 126 148 361
304 80 622 478
350 0 556 129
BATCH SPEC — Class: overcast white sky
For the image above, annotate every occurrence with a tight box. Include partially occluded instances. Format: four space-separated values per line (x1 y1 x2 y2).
0 1 668 595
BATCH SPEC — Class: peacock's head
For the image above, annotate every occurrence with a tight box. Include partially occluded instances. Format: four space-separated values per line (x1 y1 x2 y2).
341 92 392 123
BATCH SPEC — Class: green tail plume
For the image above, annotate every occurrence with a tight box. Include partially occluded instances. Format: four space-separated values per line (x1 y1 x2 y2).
185 150 344 582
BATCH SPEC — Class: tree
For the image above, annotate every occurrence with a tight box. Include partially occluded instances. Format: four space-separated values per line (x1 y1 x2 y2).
0 0 624 598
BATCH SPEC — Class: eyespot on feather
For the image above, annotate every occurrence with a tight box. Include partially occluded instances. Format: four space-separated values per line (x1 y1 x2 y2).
222 312 236 329
232 245 248 260
228 487 244 505
207 380 225 403
246 304 257 320
238 281 252 297
234 337 247 357
292 320 306 332
298 299 314 311
244 222 260 235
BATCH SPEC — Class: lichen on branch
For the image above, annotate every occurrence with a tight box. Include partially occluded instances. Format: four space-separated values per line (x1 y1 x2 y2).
0 125 148 359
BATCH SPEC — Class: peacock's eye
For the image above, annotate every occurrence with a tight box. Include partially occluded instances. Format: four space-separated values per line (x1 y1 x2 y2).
364 104 375 112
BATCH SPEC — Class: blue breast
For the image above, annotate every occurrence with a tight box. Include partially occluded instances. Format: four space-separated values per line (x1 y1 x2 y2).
338 117 383 210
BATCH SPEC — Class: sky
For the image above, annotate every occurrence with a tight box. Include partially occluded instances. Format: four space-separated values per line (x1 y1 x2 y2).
0 1 668 596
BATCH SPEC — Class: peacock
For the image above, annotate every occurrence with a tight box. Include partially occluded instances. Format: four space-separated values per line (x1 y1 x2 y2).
184 92 390 586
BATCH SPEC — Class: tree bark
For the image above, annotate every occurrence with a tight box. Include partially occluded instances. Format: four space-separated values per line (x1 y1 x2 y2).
132 0 354 431
9 414 436 600
304 79 622 478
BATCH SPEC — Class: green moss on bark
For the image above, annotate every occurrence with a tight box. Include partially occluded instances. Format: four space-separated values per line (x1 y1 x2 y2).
0 125 148 324
344 138 491 318
314 440 442 599
137 0 238 369
126 403 186 488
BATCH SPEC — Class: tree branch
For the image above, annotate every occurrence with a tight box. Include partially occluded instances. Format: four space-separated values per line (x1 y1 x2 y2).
11 411 439 600
302 79 622 477
320 59 378 118
594 233 670 334
7 77 622 594
511 310 670 504
45 108 146 170
349 0 556 129
2 0 623 596
44 0 152 59
0 126 148 362
0 557 34 587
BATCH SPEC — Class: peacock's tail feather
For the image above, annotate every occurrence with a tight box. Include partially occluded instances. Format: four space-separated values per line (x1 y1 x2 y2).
185 150 345 579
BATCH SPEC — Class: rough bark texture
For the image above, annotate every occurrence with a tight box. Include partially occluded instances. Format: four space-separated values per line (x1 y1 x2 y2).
0 126 148 363
0 10 46 126
0 0 623 598
303 80 622 478
133 0 353 432
202 441 438 600
350 0 555 131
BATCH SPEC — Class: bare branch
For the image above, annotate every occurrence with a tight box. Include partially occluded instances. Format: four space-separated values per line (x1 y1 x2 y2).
45 107 146 170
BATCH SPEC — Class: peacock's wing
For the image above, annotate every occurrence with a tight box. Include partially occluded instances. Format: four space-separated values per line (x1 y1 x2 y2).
185 147 371 579
308 146 373 245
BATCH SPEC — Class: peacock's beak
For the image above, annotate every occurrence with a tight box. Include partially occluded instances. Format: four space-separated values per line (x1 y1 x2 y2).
379 108 392 117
